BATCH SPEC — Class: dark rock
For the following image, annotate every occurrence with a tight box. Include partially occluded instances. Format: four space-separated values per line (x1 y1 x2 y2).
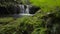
29 6 40 14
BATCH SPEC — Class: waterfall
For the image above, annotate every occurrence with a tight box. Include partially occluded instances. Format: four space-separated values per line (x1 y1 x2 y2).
18 4 33 16
12 0 34 19
17 0 34 16
19 4 30 14
25 5 29 14
19 5 25 14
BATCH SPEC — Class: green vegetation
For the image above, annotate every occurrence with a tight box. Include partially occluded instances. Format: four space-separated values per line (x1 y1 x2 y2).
30 0 60 34
0 0 60 34
0 0 26 7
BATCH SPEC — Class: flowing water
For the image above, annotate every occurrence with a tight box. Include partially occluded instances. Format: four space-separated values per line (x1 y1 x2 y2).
18 5 34 16
13 4 34 19
13 0 34 18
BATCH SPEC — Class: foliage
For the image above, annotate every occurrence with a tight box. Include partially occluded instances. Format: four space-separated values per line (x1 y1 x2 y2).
0 0 60 34
30 0 60 12
30 0 60 34
0 0 23 7
0 11 47 34
0 0 30 7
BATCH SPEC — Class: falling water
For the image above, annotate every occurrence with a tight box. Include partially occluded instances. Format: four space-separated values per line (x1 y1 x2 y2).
19 5 30 14
19 4 25 14
18 4 33 16
17 0 34 16
12 0 34 19
25 5 29 14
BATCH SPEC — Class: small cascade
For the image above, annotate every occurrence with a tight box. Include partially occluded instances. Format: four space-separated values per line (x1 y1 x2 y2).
17 0 34 16
18 4 34 16
25 5 29 14
19 4 25 14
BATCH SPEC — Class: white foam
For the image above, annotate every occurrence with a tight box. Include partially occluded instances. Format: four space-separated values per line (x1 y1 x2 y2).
19 14 34 16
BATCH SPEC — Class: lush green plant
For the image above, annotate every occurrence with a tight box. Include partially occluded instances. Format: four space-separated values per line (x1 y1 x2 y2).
30 0 60 34
30 0 60 12
0 0 60 34
0 0 23 7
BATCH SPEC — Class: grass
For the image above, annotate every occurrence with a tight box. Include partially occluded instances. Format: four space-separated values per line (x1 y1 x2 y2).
0 17 13 22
